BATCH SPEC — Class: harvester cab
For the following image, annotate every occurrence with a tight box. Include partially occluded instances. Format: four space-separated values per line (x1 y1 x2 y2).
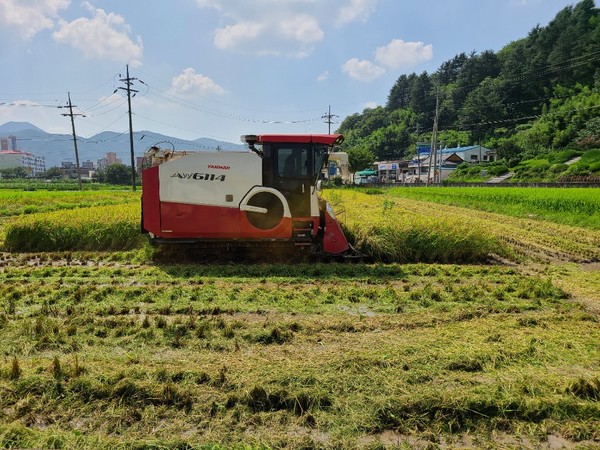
141 134 352 258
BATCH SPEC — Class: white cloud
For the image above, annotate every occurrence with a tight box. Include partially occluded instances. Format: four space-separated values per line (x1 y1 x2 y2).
336 0 378 25
195 0 221 9
375 39 433 69
213 14 323 57
214 22 264 50
317 70 330 82
52 3 143 66
169 68 226 97
196 1 373 57
342 37 433 82
0 0 69 39
279 14 323 45
363 101 379 109
341 58 385 82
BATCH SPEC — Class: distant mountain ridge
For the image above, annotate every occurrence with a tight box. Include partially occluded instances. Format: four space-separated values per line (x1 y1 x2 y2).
0 122 244 168
0 121 45 134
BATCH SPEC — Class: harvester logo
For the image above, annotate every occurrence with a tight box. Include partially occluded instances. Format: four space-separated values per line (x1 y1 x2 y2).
171 172 226 181
208 164 230 170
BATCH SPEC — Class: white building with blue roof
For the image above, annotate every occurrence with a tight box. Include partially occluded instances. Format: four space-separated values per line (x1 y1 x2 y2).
407 145 496 182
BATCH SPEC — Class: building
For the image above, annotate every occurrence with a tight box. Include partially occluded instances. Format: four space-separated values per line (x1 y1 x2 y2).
81 160 94 170
97 152 122 170
0 135 45 176
106 152 121 166
0 135 17 151
59 160 96 179
407 145 496 182
97 157 108 171
325 152 351 182
375 160 411 182
0 149 46 176
97 152 123 171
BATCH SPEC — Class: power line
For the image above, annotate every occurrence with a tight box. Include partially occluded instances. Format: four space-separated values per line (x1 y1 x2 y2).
146 86 321 125
134 67 328 115
0 102 59 108
81 94 128 114
83 113 130 139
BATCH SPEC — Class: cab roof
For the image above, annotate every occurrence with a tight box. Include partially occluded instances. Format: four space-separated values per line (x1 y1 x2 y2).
243 134 344 146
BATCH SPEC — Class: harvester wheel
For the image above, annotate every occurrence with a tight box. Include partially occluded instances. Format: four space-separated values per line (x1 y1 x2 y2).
245 192 285 230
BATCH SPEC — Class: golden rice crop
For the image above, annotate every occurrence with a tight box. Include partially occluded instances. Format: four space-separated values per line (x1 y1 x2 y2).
2 203 142 252
0 189 139 218
386 191 600 263
325 188 600 263
325 190 506 263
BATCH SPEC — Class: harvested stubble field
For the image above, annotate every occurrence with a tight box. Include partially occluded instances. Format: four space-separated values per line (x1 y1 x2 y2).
0 187 599 449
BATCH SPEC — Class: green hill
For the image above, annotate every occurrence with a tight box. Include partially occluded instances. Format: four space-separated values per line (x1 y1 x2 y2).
337 0 600 177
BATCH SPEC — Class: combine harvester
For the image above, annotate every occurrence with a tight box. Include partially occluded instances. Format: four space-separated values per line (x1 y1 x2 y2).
141 134 358 260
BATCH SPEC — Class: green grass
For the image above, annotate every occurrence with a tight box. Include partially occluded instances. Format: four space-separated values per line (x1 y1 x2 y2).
383 186 600 229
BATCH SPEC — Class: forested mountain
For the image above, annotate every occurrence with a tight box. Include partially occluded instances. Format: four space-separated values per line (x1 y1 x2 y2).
338 0 600 170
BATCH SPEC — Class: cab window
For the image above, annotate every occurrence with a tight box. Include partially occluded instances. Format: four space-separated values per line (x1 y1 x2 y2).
313 145 328 177
278 147 309 178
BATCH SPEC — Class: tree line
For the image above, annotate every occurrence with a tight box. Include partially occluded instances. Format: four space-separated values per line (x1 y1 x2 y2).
338 0 600 171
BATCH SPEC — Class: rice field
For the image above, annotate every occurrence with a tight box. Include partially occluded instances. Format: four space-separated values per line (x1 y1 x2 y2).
0 186 599 449
385 187 600 229
4 187 599 264
0 190 139 218
2 203 142 252
323 189 600 264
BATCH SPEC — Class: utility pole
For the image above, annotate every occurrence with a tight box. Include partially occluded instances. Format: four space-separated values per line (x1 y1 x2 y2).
321 106 339 134
118 65 139 191
60 92 85 191
415 124 421 182
427 86 440 185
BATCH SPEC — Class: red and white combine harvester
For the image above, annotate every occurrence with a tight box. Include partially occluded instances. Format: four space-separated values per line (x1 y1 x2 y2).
141 134 355 258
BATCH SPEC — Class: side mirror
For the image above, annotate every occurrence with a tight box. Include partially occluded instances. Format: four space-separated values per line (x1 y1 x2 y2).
316 180 323 192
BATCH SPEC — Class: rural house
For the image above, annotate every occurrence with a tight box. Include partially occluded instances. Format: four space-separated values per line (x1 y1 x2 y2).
407 145 496 182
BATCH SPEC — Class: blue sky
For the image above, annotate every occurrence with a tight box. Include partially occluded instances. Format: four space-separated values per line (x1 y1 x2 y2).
0 0 581 147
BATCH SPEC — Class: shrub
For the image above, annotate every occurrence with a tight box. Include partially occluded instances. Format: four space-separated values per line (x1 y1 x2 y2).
564 163 590 177
488 164 509 176
549 163 568 173
546 149 581 164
